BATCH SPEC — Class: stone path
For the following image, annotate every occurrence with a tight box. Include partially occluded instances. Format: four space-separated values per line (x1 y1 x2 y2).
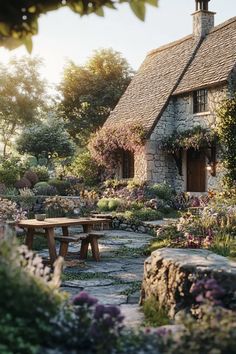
57 229 154 328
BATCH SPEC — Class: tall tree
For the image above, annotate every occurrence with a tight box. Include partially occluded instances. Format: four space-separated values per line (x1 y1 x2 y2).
0 56 46 156
59 48 134 146
0 1 158 52
16 118 76 163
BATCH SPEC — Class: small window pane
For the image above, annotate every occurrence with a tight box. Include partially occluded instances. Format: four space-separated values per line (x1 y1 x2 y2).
193 89 208 113
122 151 134 179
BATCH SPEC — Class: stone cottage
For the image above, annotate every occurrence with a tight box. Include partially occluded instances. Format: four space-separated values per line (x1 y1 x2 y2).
104 0 236 192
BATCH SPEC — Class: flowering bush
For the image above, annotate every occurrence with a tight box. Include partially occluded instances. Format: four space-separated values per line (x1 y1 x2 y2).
172 305 236 354
45 291 125 354
190 278 225 307
18 188 36 211
162 126 217 153
44 196 78 217
89 124 146 170
0 197 26 223
0 231 64 354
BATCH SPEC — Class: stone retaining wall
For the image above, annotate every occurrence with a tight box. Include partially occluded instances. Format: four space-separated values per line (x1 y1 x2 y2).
112 216 159 235
140 248 236 318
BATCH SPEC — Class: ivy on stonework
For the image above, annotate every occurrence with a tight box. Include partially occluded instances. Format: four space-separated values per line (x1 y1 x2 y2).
88 124 146 170
161 126 218 154
217 96 236 187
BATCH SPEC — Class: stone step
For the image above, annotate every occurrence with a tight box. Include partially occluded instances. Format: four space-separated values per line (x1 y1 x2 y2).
120 304 144 328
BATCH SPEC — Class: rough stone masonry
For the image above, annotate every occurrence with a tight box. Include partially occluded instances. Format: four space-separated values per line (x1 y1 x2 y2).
140 248 236 318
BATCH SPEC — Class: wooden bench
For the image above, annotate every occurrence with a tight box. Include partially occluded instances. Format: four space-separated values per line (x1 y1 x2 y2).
55 231 105 261
90 214 113 230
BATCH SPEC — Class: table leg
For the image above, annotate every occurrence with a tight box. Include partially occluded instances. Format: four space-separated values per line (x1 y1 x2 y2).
83 224 92 233
90 236 100 262
79 239 89 260
60 226 69 257
45 228 57 265
25 228 35 250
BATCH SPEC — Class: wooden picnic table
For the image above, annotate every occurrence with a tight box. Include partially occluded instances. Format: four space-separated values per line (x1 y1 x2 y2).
18 217 109 265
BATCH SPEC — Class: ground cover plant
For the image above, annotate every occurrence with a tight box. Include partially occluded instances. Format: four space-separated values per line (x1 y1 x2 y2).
149 188 236 259
97 179 178 222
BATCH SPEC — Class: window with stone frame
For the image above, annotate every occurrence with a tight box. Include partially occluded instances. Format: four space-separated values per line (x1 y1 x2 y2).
193 89 208 113
122 150 134 179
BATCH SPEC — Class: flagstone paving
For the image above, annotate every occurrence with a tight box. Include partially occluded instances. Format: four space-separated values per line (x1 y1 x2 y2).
37 229 154 327
58 229 154 327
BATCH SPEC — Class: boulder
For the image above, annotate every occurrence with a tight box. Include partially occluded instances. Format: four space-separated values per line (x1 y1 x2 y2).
140 248 236 317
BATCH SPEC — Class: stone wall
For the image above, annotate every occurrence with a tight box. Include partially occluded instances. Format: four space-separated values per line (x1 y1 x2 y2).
136 84 228 192
140 248 236 318
145 100 176 185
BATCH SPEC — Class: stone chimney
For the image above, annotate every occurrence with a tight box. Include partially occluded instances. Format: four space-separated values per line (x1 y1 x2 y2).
192 0 215 37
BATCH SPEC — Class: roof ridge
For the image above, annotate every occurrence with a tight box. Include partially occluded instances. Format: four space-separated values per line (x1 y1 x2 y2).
209 16 236 35
148 16 236 59
147 35 193 57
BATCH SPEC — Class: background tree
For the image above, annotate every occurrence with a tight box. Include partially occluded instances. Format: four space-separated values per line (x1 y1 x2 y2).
0 1 158 52
16 118 76 163
59 48 133 146
0 56 46 156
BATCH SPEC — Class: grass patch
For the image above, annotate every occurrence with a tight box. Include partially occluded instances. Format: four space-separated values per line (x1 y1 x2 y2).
143 296 170 327
120 281 142 296
114 245 148 258
148 239 170 253
209 235 236 258
62 271 110 282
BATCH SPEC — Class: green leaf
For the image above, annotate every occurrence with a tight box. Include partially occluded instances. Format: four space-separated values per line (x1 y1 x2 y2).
23 37 33 54
105 2 117 10
95 7 105 17
145 0 158 7
129 0 146 21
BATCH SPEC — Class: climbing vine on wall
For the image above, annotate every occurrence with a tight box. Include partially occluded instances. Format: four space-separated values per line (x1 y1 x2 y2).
217 96 236 187
161 126 217 154
88 124 146 170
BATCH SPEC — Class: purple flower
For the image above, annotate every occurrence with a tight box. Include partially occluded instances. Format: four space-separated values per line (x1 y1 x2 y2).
105 305 121 318
156 327 170 337
73 291 98 307
94 304 105 319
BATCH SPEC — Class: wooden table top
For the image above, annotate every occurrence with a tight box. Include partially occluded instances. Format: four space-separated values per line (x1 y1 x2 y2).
18 217 110 229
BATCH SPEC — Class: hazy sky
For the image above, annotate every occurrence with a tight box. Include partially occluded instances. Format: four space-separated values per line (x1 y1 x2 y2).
0 0 235 87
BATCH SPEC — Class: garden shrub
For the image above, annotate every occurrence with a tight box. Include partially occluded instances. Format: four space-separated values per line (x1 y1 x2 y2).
15 176 32 189
89 123 146 170
0 182 6 194
0 234 64 354
48 179 70 196
171 306 236 354
122 208 163 222
31 166 49 182
18 188 36 211
97 198 122 212
0 160 20 187
127 179 146 190
103 179 128 190
24 170 39 186
44 196 76 217
146 183 174 201
34 182 57 196
66 150 102 187
143 296 170 327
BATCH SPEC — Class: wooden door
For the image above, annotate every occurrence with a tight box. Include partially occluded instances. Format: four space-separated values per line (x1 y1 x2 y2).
187 149 206 192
